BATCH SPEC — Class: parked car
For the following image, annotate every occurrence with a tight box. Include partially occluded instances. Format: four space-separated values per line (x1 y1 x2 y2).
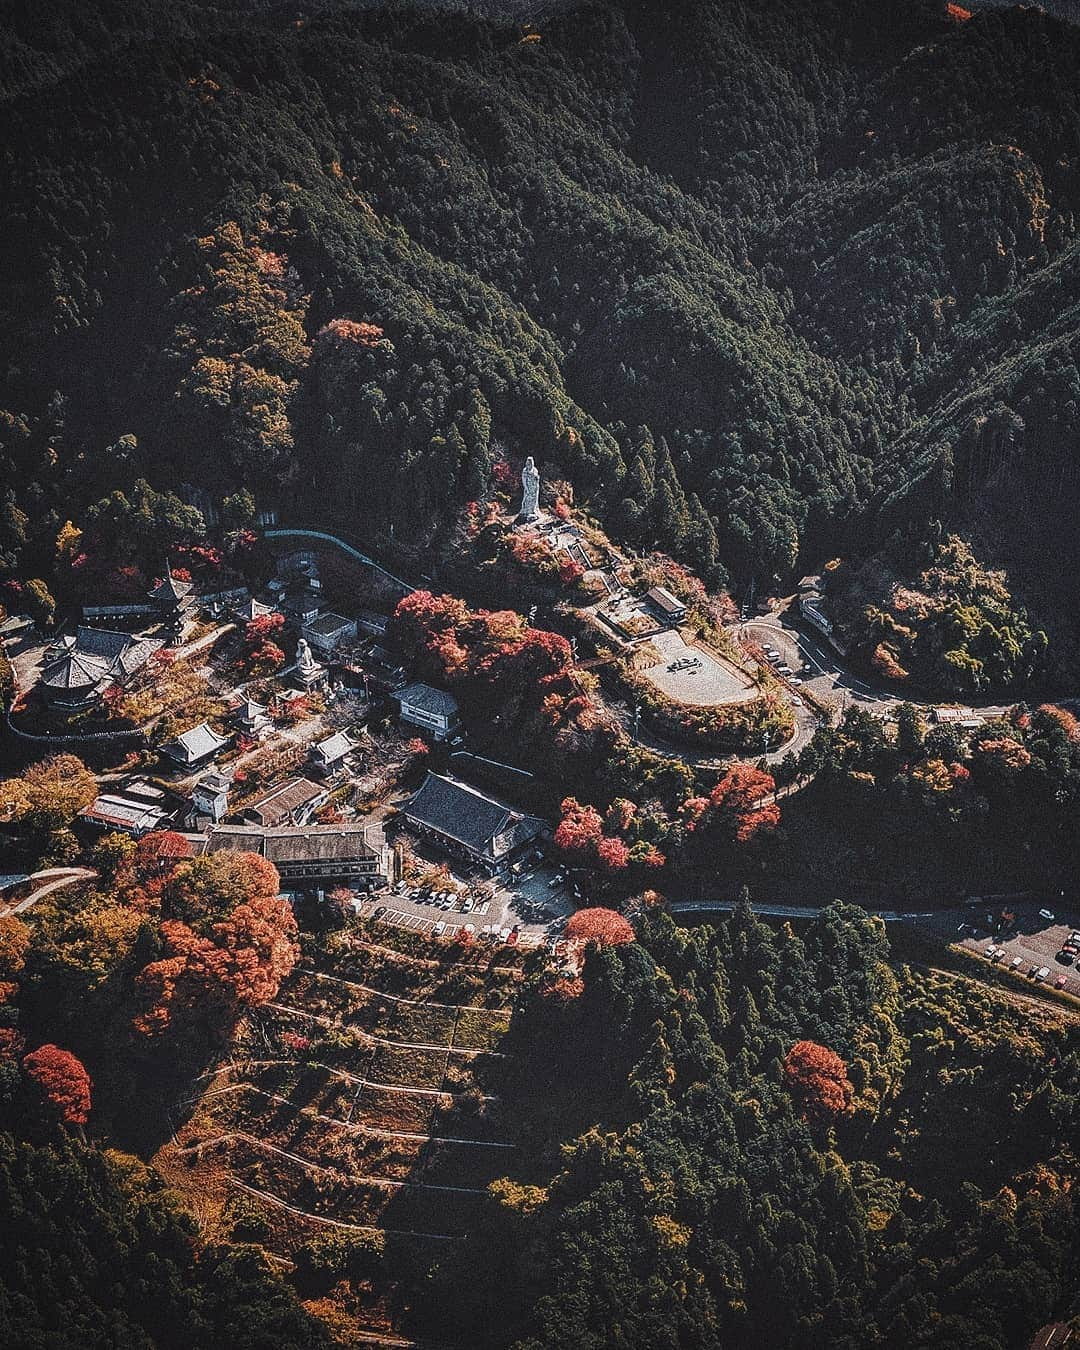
373 905 387 919
1035 966 1050 982
984 944 998 958
991 948 1006 962
432 920 446 936
1056 950 1074 965
1054 975 1068 990
1009 956 1023 971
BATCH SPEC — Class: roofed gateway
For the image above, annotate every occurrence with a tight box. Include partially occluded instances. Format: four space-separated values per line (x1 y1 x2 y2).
400 772 544 874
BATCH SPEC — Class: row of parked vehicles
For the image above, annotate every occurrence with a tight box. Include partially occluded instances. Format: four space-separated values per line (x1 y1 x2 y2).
761 643 805 704
980 931 1080 990
389 880 484 913
1056 930 1080 966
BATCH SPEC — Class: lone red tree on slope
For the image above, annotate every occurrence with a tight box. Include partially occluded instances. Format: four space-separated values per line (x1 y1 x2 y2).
23 1044 92 1129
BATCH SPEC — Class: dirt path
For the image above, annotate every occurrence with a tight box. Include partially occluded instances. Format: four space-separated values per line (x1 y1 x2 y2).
228 1177 462 1244
184 1130 488 1195
183 1077 516 1150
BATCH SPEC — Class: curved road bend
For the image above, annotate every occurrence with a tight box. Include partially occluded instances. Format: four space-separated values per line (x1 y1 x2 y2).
0 866 96 918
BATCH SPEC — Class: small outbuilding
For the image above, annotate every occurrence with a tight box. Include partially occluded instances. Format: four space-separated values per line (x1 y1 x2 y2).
646 586 687 624
397 682 460 741
309 729 359 778
160 721 232 772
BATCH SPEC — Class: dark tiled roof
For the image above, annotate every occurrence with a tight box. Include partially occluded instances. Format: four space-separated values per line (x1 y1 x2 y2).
40 648 112 690
148 573 194 604
162 721 230 764
204 823 377 864
398 682 459 717
305 611 353 637
402 773 541 858
40 627 160 690
242 776 325 827
74 626 134 660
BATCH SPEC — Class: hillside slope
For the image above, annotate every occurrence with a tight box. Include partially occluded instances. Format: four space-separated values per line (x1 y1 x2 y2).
1 0 1079 612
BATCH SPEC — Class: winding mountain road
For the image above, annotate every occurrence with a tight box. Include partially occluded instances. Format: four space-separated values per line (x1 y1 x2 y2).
0 866 96 918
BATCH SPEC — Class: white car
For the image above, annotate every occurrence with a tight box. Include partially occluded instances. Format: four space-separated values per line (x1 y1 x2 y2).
1034 966 1050 982
1038 909 1056 922
1009 956 1023 970
790 697 804 708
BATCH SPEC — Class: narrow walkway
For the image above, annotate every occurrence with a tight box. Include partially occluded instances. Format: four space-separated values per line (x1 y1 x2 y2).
187 1075 516 1149
187 1130 488 1195
262 527 417 596
669 899 939 923
228 1177 463 1244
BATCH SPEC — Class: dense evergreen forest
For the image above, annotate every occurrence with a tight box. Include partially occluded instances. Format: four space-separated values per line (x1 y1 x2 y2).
3 3 1080 1345
3 0 1080 610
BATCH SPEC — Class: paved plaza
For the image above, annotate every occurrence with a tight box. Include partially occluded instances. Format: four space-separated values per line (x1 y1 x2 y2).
641 630 755 707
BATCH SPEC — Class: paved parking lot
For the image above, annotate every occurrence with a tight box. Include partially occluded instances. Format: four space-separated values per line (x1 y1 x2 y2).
354 856 579 944
927 902 1080 997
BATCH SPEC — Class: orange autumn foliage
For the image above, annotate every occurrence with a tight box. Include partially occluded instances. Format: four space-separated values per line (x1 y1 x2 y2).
134 830 193 880
565 907 635 947
684 763 779 845
134 852 298 1038
783 1039 854 1125
23 1044 92 1127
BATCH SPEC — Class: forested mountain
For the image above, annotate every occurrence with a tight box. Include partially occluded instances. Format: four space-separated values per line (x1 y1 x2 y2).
2 0 1080 607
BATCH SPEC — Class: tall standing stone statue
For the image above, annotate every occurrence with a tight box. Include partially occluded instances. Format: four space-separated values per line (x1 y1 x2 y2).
520 455 541 520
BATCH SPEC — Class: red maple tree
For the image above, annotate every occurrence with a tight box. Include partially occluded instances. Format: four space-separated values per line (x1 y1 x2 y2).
684 764 780 845
554 797 604 861
565 907 635 947
134 830 193 880
783 1039 854 1125
134 852 299 1038
23 1044 92 1127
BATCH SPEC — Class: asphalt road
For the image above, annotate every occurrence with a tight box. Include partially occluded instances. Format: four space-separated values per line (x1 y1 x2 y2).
738 609 1013 724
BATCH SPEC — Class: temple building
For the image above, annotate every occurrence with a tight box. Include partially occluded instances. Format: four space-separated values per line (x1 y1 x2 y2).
400 772 544 875
38 627 162 712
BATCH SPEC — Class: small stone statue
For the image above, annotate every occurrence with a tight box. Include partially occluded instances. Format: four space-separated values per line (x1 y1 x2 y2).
520 455 541 520
296 637 316 672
